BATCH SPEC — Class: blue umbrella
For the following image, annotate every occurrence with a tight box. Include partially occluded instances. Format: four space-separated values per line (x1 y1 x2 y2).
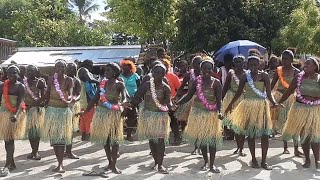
214 40 266 62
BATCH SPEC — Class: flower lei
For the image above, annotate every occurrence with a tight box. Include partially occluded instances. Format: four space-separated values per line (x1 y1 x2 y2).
149 77 169 112
196 75 217 111
245 70 267 99
3 80 26 113
99 79 121 111
23 77 39 101
277 66 289 89
296 71 320 105
53 73 70 103
230 69 240 86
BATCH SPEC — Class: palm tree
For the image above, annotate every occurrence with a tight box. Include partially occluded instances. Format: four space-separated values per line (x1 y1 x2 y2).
68 0 100 23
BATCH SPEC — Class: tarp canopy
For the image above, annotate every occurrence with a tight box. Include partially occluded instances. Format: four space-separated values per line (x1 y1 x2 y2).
1 45 141 67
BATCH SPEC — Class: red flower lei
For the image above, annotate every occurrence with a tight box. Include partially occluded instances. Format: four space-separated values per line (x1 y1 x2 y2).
3 80 26 113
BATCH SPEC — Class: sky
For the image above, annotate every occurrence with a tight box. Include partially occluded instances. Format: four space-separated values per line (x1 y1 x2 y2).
91 0 107 21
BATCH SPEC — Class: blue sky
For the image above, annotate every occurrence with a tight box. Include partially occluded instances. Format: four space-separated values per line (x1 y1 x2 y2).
91 0 106 20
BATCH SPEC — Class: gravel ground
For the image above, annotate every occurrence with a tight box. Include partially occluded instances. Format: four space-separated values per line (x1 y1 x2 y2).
0 136 319 180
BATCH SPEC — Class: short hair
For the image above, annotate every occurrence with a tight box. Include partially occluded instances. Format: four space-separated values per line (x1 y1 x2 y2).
282 50 294 61
156 47 165 54
106 62 121 77
248 49 262 57
224 53 234 62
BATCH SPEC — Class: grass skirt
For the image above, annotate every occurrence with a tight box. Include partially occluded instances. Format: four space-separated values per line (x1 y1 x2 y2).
0 108 26 141
71 101 81 132
228 98 272 138
90 106 123 145
223 91 243 126
26 107 45 139
282 102 320 144
184 107 223 147
272 91 295 131
42 106 73 145
175 96 195 121
137 110 170 142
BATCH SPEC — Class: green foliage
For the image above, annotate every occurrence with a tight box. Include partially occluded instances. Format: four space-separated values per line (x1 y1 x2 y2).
174 0 299 52
68 0 100 22
274 0 320 55
105 0 177 42
0 0 110 47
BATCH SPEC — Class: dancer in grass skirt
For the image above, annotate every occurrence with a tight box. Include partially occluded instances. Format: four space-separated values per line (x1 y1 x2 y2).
175 56 203 155
42 60 74 173
278 57 320 169
225 55 277 170
86 63 126 174
270 50 303 156
125 64 172 174
0 65 26 177
177 59 223 173
222 55 246 156
23 65 46 161
65 62 81 159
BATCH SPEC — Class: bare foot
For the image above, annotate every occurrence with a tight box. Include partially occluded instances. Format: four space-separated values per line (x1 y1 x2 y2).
157 166 169 174
302 160 311 168
261 162 272 170
151 164 158 170
111 166 122 174
104 165 111 171
251 160 260 169
66 153 79 159
209 166 220 173
282 149 290 154
52 166 65 173
294 150 304 157
233 148 239 154
200 163 208 171
239 151 247 157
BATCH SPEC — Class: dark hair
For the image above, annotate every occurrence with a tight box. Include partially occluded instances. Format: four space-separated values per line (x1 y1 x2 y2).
224 53 233 62
282 50 294 61
248 49 262 58
247 55 260 63
81 59 93 68
156 47 165 54
106 62 121 77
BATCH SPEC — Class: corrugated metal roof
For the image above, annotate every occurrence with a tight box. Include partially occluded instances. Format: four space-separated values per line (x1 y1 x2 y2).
0 38 17 44
1 45 141 67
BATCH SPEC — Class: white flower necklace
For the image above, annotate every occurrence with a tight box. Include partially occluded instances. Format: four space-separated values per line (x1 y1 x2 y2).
230 69 240 86
23 77 39 101
150 77 169 112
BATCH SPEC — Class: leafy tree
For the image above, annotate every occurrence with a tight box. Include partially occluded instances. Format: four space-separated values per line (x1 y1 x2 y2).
68 0 100 23
105 0 177 42
273 0 320 55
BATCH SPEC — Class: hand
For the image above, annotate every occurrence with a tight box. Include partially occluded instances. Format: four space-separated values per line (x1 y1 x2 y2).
170 104 178 112
10 115 17 123
121 102 132 110
218 112 224 120
75 111 84 117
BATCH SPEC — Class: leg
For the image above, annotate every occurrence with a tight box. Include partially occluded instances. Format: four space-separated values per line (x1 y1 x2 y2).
236 135 246 156
283 140 290 154
169 112 180 145
126 108 137 141
261 135 272 170
110 142 122 174
301 139 311 168
311 142 320 169
209 145 220 173
28 137 41 160
52 145 65 173
4 140 15 170
200 144 208 171
293 140 304 157
247 137 259 168
65 144 79 159
157 138 168 174
149 140 158 169
180 121 187 133
104 138 112 171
